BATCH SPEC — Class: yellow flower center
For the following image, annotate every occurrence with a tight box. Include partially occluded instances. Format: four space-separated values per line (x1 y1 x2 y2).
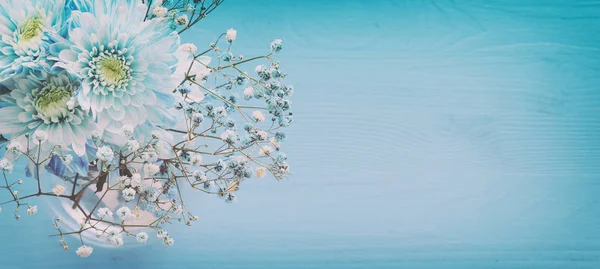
19 14 45 42
99 57 127 85
35 84 73 119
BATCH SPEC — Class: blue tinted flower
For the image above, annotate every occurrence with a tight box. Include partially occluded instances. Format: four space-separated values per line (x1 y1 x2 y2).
0 0 71 80
51 0 181 142
0 70 94 155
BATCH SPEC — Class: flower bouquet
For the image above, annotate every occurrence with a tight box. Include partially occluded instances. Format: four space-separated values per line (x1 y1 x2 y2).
0 0 293 258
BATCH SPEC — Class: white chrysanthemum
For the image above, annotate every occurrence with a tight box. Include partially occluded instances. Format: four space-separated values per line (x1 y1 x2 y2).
96 146 114 163
256 167 267 179
136 232 148 243
253 111 265 122
0 71 94 155
76 245 93 258
52 0 181 143
0 0 70 80
226 28 237 42
52 185 65 196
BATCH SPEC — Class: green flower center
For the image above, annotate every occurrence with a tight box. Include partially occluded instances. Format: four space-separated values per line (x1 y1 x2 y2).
33 76 76 120
35 86 72 118
99 57 127 82
19 14 45 42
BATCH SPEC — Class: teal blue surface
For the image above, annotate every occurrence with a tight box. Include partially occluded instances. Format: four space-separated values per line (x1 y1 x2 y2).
2 0 600 268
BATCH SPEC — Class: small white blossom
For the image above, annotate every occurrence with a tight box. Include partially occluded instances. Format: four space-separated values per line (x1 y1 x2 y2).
226 28 237 42
97 207 113 219
96 146 115 163
220 130 237 143
107 230 124 246
186 4 195 13
76 245 93 258
256 167 267 179
116 206 134 221
122 188 136 202
255 64 264 73
121 124 134 137
252 111 266 122
130 173 142 188
192 112 204 124
26 205 38 215
180 43 197 54
12 190 18 197
156 229 168 238
52 185 65 196
153 6 168 17
244 87 254 98
144 164 160 176
190 154 202 166
0 158 13 173
136 232 149 243
176 15 189 25
125 140 140 152
118 176 131 188
270 39 283 53
214 106 227 118
17 179 23 185
163 235 175 246
91 130 102 141
259 146 274 156
256 130 268 141
33 130 47 142
6 141 24 154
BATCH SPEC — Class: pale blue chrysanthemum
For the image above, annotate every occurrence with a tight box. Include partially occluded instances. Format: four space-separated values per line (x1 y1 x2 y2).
0 69 95 155
0 0 70 80
51 0 181 143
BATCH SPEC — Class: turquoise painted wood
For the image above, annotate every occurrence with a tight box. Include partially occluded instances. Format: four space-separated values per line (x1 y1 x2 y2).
1 0 599 268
